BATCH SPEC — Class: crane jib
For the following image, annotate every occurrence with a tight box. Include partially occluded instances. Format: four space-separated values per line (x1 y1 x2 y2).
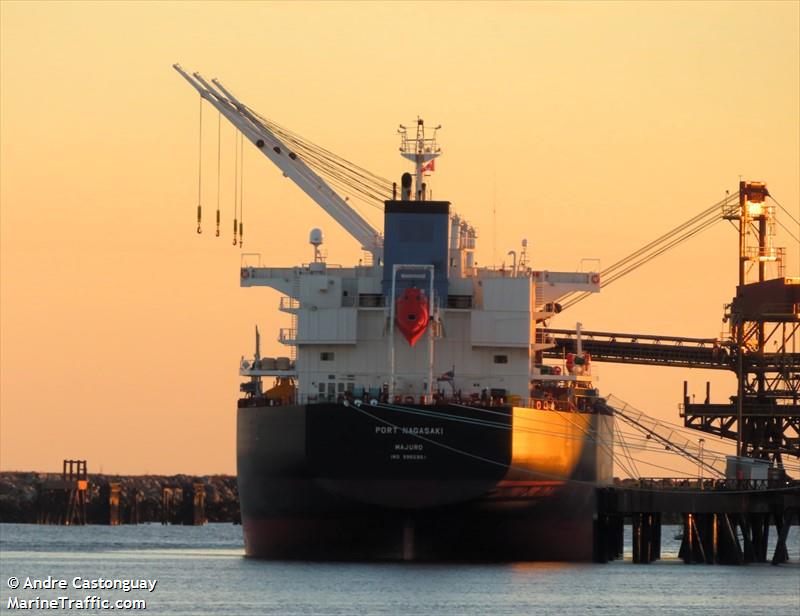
174 64 383 260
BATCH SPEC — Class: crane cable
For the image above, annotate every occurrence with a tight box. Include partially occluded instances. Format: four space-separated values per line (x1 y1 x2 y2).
559 189 800 310
601 211 722 285
245 106 393 206
558 192 737 310
769 196 800 244
607 398 725 478
615 419 641 478
233 130 243 246
239 131 244 247
263 121 391 194
196 96 203 234
250 108 393 190
562 216 721 309
601 195 731 278
216 111 221 238
770 195 800 227
230 103 388 239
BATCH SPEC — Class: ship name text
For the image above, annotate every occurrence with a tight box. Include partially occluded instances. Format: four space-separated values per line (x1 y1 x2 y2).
374 426 444 436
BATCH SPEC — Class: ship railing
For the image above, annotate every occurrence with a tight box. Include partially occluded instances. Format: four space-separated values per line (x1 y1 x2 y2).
238 396 294 408
356 294 475 308
279 296 300 311
522 398 572 412
242 264 358 280
299 262 348 271
744 245 781 261
240 253 261 268
278 328 297 344
279 392 604 412
632 477 793 491
241 356 296 373
477 266 529 279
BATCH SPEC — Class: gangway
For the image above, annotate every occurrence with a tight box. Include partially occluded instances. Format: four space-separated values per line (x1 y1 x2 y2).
603 395 726 478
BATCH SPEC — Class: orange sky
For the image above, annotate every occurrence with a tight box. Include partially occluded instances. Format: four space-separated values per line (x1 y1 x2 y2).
1 1 798 475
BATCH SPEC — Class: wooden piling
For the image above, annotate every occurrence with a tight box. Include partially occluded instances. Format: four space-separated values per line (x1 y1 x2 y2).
98 482 121 525
37 460 88 526
772 513 792 565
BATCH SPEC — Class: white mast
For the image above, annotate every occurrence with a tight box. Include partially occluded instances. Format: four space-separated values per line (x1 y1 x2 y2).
398 119 441 200
173 65 384 261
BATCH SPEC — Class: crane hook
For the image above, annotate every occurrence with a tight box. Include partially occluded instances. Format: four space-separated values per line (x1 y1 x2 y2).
197 226 202 234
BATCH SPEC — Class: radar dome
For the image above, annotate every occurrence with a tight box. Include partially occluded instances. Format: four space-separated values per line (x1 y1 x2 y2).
309 228 324 246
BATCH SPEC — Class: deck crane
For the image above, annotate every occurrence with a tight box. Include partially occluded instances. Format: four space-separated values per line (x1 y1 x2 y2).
173 64 384 262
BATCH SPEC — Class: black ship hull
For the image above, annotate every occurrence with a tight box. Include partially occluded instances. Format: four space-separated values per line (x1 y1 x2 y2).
237 401 614 561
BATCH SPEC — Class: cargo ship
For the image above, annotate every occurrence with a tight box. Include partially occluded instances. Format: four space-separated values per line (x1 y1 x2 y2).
175 66 615 560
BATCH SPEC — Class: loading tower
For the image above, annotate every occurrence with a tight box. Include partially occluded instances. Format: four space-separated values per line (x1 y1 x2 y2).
682 181 799 466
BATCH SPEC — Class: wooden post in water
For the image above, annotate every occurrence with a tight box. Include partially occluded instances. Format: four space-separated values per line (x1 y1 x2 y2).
38 459 88 526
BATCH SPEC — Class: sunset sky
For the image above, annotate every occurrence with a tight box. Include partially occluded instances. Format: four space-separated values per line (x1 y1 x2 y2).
1 1 798 475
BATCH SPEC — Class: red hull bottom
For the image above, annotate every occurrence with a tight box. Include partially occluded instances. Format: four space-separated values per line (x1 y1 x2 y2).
242 507 596 562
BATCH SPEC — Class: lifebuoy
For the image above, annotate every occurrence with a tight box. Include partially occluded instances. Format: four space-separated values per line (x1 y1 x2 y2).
591 273 600 284
553 366 562 375
241 268 250 279
534 400 542 410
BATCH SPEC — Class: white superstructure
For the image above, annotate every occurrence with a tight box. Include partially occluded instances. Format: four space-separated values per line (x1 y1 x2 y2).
174 66 601 407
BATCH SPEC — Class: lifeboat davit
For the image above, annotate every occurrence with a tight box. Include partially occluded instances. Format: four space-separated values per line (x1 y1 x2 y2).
395 287 430 346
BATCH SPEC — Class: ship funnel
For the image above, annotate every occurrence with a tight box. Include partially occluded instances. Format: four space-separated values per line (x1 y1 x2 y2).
401 172 413 201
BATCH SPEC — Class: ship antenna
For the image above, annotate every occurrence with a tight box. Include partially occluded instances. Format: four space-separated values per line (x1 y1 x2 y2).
399 118 441 201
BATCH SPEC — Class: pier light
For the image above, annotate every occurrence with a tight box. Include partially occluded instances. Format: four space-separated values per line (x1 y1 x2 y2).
746 202 763 217
742 181 769 217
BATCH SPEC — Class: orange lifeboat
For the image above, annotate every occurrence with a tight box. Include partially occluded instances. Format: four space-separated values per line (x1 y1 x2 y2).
395 287 430 346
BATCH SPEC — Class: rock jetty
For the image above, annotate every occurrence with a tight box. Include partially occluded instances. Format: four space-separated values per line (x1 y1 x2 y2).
0 472 239 524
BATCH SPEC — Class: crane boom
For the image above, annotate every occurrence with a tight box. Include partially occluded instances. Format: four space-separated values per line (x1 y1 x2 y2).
173 64 383 260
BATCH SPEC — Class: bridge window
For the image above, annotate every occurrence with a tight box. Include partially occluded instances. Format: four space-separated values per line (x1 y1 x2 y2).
321 352 335 361
493 355 508 364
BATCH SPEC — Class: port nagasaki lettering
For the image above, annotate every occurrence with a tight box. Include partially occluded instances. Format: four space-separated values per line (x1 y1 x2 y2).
374 426 444 436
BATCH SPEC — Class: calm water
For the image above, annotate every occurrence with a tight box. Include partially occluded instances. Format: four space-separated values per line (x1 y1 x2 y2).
0 523 798 615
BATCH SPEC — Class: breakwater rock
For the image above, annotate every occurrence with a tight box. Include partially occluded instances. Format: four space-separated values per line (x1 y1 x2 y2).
0 472 239 524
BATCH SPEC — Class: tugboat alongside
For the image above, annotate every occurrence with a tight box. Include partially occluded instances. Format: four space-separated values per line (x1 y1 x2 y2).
175 66 615 561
